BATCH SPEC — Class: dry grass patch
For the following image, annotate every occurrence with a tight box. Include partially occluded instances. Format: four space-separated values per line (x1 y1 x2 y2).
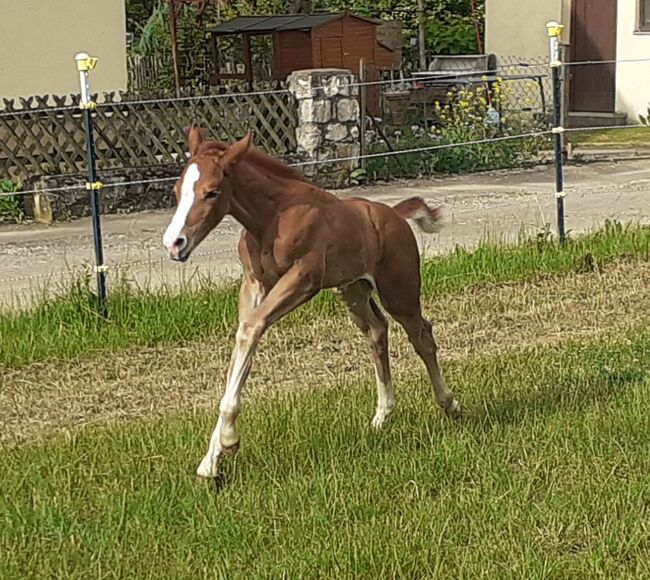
2 331 649 578
2 259 649 445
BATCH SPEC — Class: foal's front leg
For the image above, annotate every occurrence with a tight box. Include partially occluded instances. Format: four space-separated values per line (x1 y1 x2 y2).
196 274 264 479
197 264 318 479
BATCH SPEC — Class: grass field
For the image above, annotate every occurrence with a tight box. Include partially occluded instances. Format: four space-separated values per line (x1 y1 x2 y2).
2 333 649 578
1 224 650 578
568 127 650 148
1 222 648 369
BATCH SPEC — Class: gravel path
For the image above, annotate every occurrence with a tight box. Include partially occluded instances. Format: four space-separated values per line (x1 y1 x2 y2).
1 159 649 306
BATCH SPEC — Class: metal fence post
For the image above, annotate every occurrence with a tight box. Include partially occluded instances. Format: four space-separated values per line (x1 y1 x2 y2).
547 22 566 244
75 52 108 315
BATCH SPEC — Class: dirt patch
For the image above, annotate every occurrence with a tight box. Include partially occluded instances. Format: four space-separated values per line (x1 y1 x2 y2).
1 259 649 446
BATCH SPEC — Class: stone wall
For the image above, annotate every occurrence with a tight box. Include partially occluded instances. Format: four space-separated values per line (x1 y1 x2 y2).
23 166 181 222
22 154 307 222
288 69 361 189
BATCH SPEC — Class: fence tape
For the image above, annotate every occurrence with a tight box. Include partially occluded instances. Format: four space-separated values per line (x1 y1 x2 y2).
564 123 648 133
564 57 650 67
3 123 649 200
1 129 553 198
291 130 552 167
0 104 80 119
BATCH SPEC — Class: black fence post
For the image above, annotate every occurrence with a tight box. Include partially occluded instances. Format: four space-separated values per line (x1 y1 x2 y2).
75 52 108 315
547 22 567 244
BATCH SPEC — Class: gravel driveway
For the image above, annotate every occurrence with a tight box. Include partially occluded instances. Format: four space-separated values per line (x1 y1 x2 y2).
1 159 649 306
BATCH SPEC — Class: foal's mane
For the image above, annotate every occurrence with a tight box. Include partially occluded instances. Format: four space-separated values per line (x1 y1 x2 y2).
202 141 309 183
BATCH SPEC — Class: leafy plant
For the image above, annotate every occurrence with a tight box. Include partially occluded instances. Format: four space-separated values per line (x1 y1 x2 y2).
349 167 368 185
133 2 170 56
129 1 218 90
126 0 486 85
369 82 548 179
0 179 24 224
425 13 478 55
639 105 650 126
126 0 158 36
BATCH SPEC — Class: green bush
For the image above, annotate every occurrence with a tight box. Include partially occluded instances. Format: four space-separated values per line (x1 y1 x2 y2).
0 179 24 224
126 0 485 85
369 82 548 179
425 13 478 55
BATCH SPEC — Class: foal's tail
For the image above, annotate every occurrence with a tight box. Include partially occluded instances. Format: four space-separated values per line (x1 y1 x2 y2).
392 197 443 234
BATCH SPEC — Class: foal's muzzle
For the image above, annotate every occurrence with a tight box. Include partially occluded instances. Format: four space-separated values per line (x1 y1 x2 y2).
167 235 190 261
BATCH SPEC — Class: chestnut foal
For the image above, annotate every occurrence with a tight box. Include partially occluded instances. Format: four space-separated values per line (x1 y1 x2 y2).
163 126 461 479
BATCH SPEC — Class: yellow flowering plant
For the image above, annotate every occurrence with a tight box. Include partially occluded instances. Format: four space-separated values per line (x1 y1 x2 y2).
369 81 549 179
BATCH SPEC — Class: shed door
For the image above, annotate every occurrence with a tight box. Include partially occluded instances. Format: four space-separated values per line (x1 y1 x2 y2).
570 0 617 112
319 37 343 68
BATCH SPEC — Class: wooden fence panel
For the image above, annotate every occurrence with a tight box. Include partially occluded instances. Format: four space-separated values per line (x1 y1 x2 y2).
0 86 298 181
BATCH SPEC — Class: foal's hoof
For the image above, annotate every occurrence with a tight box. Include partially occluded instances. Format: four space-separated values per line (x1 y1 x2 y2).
195 474 215 485
371 408 393 429
444 398 462 420
196 457 219 480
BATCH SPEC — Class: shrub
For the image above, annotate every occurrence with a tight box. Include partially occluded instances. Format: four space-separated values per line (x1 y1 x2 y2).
0 179 24 224
369 81 549 179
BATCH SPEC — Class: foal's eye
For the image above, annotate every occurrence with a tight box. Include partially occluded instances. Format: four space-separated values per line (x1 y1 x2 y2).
205 189 219 199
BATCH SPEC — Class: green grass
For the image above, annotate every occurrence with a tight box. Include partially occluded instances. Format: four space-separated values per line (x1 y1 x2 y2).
1 330 649 578
568 127 650 148
1 222 649 369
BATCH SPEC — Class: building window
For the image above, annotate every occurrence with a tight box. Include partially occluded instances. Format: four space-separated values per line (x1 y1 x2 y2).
639 0 650 31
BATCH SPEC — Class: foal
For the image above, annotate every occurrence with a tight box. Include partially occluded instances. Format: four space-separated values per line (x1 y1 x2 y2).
163 126 461 479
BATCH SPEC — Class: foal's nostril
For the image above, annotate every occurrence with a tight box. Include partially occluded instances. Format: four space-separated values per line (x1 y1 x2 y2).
173 236 187 251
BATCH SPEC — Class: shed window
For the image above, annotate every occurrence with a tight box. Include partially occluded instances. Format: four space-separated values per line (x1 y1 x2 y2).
639 0 650 31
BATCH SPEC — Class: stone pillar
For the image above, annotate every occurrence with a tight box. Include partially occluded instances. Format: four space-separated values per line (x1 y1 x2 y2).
288 69 361 189
24 178 53 224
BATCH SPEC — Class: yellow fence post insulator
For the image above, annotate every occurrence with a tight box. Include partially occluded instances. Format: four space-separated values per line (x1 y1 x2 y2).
546 22 564 67
75 54 98 72
546 22 564 38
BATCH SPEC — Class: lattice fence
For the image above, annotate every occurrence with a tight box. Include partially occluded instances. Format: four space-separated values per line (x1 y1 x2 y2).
379 55 552 129
0 86 298 180
497 55 552 116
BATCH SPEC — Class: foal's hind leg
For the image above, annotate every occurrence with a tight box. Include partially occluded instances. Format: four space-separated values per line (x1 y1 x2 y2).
339 281 395 428
375 257 461 419
394 313 461 418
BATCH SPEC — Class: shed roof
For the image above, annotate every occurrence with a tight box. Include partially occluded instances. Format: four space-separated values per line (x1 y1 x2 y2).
209 12 382 36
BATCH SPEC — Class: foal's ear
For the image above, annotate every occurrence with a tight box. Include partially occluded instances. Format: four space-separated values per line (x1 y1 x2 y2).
221 132 253 170
185 124 204 157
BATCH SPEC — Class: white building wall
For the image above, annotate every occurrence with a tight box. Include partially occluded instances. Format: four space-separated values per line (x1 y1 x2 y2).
485 0 571 59
0 0 127 101
615 0 650 121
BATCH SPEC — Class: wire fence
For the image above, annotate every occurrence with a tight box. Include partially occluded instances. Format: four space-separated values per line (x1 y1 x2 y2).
0 246 237 286
4 122 649 200
4 54 650 118
1 121 648 289
0 129 553 199
2 54 650 295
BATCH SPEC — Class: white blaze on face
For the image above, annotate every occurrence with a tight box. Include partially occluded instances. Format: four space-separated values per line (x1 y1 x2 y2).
163 163 200 248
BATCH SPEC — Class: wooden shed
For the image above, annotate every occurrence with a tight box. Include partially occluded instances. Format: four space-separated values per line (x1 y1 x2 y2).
208 12 399 115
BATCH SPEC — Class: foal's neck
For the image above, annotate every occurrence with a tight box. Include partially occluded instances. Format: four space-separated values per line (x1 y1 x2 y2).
226 162 288 241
